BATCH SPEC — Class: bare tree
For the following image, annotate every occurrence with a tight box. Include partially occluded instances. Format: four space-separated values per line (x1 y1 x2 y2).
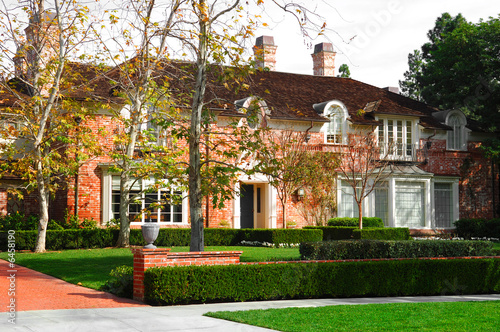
337 130 393 229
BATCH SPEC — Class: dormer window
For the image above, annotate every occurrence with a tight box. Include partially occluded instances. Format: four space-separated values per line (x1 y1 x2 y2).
446 111 467 151
315 101 347 144
235 96 269 129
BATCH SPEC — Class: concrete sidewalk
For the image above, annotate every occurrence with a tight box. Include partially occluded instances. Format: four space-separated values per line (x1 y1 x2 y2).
3 294 500 332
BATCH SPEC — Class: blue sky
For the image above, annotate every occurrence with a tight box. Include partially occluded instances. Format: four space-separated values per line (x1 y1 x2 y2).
253 0 500 88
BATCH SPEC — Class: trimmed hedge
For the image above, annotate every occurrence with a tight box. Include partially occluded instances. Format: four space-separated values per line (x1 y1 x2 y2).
299 240 495 260
327 217 384 228
144 258 500 305
454 218 500 239
352 227 411 240
0 228 322 251
303 226 410 241
304 226 357 241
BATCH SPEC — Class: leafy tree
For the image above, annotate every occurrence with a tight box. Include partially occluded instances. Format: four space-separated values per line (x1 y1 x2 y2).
337 64 350 78
399 49 423 101
400 13 500 132
0 0 102 252
96 0 187 247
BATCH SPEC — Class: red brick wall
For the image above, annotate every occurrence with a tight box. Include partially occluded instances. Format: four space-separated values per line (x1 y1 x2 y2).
131 247 242 301
421 139 499 220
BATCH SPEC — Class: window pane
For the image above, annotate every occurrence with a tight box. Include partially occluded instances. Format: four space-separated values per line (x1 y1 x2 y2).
375 183 388 226
435 183 453 227
395 182 424 228
340 181 358 218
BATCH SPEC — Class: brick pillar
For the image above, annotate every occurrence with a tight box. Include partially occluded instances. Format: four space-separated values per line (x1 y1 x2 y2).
131 247 171 301
131 247 242 302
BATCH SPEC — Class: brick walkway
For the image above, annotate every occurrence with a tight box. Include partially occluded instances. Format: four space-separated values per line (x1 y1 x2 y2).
0 260 148 312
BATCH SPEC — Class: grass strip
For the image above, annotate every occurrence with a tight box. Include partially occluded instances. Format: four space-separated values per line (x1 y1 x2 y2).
205 300 500 332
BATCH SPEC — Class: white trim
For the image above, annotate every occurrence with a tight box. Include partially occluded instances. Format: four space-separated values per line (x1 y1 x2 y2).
445 110 467 151
101 170 188 225
321 100 348 145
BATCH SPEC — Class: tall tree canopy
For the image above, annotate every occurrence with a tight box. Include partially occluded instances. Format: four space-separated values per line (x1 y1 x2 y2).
400 13 500 132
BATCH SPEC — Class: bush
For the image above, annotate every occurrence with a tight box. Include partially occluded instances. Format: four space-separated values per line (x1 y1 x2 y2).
144 258 500 305
101 265 133 298
303 226 409 241
0 213 38 231
0 228 322 251
304 226 357 241
299 240 495 261
352 228 411 240
327 217 384 228
454 218 500 239
0 229 119 251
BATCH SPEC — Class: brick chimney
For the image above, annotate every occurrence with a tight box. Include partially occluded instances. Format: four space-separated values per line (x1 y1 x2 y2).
253 36 277 71
15 11 58 79
312 43 336 76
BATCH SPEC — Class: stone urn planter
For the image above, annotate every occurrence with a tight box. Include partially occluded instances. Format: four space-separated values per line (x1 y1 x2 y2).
141 223 160 249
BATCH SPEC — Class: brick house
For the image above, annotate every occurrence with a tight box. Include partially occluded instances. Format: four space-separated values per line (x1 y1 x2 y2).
1 34 498 232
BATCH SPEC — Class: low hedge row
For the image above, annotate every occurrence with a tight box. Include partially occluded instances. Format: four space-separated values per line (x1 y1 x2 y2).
352 227 411 240
454 218 500 239
144 258 500 305
0 228 322 251
299 240 495 260
327 217 384 228
303 226 410 241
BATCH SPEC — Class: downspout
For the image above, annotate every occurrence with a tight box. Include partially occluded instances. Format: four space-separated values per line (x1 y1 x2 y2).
305 121 313 145
492 159 495 218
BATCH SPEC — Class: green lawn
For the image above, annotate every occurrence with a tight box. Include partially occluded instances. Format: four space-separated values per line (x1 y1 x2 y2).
205 301 500 332
0 246 300 290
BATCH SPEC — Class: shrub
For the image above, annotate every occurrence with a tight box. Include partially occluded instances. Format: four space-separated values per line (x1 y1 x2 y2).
101 265 133 298
454 218 500 239
0 228 322 251
352 228 411 240
0 229 118 251
0 213 38 231
304 226 357 241
299 240 495 261
144 258 500 305
327 217 384 228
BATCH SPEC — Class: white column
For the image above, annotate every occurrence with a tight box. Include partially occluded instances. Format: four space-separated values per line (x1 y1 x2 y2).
388 178 395 227
424 179 432 228
268 183 277 229
233 182 241 229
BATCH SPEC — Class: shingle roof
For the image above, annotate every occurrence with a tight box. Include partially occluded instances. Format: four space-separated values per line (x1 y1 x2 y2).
0 60 457 131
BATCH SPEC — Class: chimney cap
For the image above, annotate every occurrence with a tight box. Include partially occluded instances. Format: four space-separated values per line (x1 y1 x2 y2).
314 42 334 54
256 36 275 47
383 87 400 94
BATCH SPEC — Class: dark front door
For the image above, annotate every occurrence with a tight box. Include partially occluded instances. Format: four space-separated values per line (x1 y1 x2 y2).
240 184 254 229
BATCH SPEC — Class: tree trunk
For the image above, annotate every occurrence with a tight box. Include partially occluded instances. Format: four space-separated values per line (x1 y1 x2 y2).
282 193 287 229
34 160 49 253
189 11 208 252
358 201 363 229
116 169 131 247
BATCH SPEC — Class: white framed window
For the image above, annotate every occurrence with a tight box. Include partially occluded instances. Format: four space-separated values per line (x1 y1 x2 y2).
235 96 269 129
110 176 185 224
324 103 347 144
446 112 467 151
339 180 359 218
377 118 415 159
374 182 389 226
395 181 424 228
434 182 453 228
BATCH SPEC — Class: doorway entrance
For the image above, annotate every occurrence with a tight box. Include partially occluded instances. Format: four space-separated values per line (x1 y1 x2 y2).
240 184 254 229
